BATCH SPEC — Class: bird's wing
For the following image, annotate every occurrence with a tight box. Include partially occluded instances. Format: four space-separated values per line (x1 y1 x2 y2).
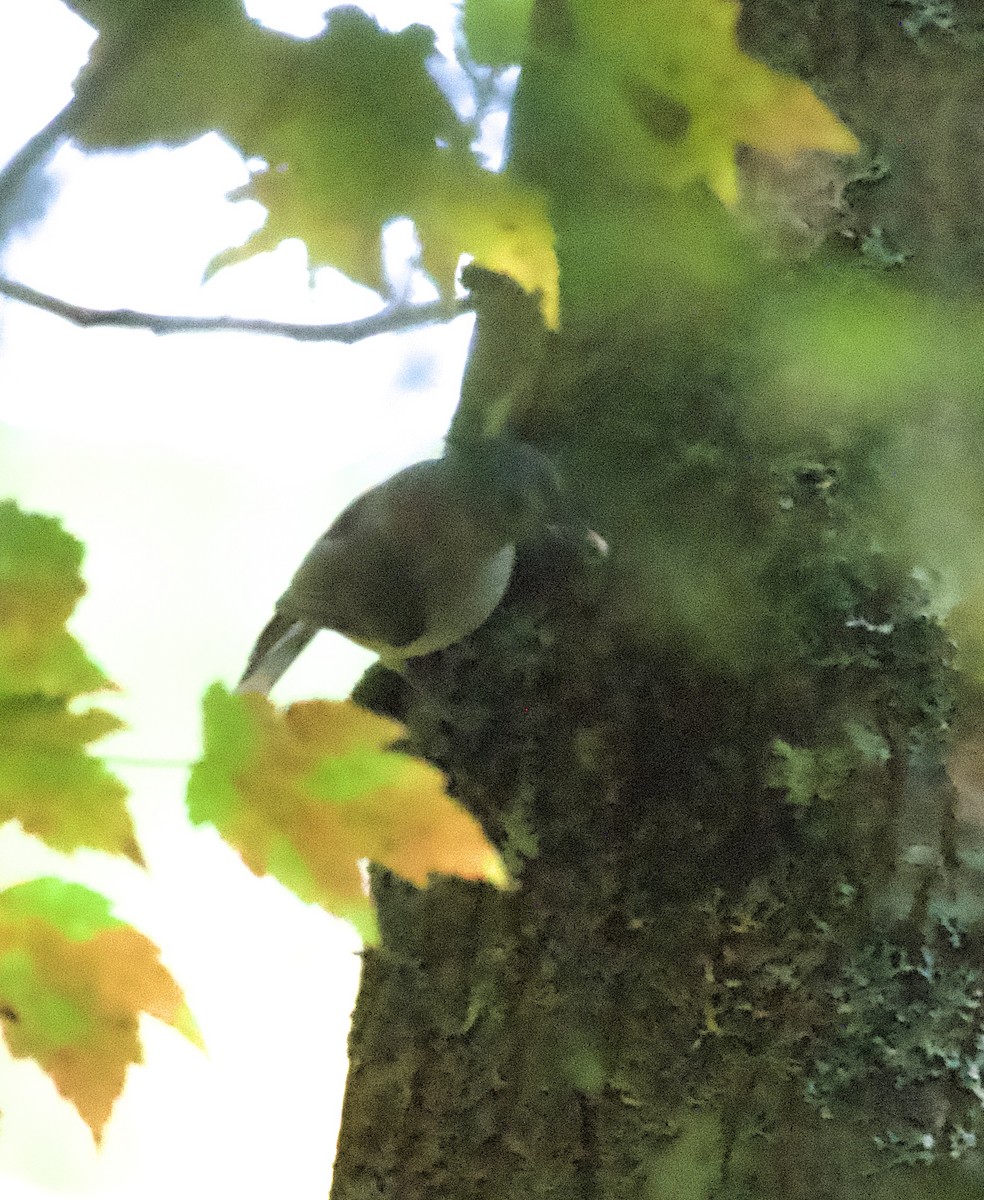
349 460 517 654
305 467 447 651
338 532 430 650
283 518 431 653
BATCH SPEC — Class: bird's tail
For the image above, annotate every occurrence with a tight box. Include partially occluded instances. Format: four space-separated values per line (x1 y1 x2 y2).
236 615 317 695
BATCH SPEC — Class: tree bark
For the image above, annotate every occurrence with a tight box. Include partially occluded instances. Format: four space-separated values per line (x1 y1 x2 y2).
329 4 984 1196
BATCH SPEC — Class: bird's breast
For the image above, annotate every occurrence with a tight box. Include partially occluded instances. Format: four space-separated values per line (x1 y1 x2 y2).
361 542 517 663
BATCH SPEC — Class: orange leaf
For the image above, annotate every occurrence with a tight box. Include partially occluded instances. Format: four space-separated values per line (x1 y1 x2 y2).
0 879 201 1142
188 686 509 943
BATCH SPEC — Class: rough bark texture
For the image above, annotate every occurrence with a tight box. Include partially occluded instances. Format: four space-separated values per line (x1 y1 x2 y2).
328 334 984 1197
739 0 984 289
328 3 984 1197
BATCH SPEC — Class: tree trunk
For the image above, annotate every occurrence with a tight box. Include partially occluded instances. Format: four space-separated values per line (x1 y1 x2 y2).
329 3 984 1196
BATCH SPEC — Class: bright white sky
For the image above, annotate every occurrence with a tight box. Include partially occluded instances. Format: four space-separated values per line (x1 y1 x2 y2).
0 1 478 1196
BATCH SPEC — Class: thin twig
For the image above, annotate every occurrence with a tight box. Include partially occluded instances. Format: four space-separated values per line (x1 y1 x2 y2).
0 275 473 342
102 755 194 770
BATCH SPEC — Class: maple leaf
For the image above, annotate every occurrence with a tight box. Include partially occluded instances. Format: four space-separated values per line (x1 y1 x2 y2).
188 685 508 944
416 163 558 328
0 878 202 1142
67 3 561 326
480 0 858 206
63 0 265 149
0 503 139 862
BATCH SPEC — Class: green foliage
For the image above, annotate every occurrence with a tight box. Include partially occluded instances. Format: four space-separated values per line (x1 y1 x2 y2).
0 499 84 579
66 2 556 304
0 879 122 940
766 737 869 808
506 0 856 208
203 9 468 290
188 686 507 944
0 876 201 1141
0 504 201 1142
461 0 534 65
745 271 984 689
0 503 138 859
185 682 254 827
0 947 90 1048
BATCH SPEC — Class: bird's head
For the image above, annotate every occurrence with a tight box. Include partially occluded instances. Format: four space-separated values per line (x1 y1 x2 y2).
444 438 574 545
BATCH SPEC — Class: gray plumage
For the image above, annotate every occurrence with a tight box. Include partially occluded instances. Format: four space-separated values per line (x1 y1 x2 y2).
237 440 575 694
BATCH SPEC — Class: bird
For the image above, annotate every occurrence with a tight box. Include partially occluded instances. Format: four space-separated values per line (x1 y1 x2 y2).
236 438 604 695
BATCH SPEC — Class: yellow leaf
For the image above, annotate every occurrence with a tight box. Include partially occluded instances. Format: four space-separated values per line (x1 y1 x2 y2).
417 164 559 327
516 0 858 208
0 504 137 862
0 880 200 1142
188 687 509 943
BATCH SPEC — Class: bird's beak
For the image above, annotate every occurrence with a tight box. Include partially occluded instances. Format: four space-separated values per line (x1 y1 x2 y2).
235 618 318 696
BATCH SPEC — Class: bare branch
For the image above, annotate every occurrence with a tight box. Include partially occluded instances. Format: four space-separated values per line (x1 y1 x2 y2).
0 275 473 342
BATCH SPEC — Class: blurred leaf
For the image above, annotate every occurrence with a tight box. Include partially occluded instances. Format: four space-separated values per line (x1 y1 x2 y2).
414 162 557 326
751 273 984 685
766 738 853 808
188 685 508 943
0 878 202 1143
65 0 264 148
510 0 859 207
68 2 560 319
462 0 535 65
0 503 138 862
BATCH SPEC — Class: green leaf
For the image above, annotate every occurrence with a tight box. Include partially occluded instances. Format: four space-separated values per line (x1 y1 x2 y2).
70 3 558 312
0 504 137 862
0 878 121 941
461 0 535 65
